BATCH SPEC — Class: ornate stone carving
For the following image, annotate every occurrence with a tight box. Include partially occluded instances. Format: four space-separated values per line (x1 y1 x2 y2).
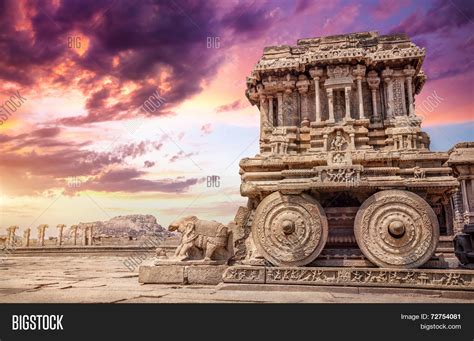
392 78 405 116
223 266 474 290
413 166 425 179
168 216 231 262
251 192 328 266
223 266 265 283
330 130 348 151
354 190 439 268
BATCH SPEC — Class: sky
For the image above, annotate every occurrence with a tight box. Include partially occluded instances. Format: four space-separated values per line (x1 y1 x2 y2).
0 0 473 236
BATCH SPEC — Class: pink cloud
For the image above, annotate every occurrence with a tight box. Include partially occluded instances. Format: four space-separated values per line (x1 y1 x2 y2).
371 0 410 20
322 3 361 34
200 123 213 135
215 99 248 113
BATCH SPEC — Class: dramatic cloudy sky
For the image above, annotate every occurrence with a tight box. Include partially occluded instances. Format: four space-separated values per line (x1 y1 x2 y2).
0 0 473 234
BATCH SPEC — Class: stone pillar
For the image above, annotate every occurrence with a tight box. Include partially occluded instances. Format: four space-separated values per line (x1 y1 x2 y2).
404 66 416 116
267 95 274 126
461 179 469 218
382 67 394 119
57 224 66 246
400 80 407 115
344 87 351 120
259 94 267 138
277 92 283 126
6 226 18 247
353 65 366 119
88 225 94 246
6 227 12 247
452 190 465 234
349 133 355 150
309 68 323 122
451 190 463 233
407 135 413 149
23 228 30 247
37 224 48 246
71 225 79 245
82 225 88 246
296 75 310 123
367 71 381 121
326 89 335 123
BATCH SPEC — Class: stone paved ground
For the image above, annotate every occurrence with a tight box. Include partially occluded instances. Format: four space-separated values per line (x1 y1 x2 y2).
0 255 472 303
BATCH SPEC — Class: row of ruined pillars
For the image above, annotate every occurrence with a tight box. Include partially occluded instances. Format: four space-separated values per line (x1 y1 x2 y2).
4 224 94 248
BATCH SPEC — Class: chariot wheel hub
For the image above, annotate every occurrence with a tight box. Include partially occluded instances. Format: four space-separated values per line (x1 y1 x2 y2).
388 220 405 238
281 220 295 235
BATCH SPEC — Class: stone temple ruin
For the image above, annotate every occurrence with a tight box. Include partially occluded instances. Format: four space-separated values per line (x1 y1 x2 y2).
141 31 473 290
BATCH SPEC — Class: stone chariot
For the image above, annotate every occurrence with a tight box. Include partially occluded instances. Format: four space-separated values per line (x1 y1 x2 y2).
141 32 474 289
239 31 459 269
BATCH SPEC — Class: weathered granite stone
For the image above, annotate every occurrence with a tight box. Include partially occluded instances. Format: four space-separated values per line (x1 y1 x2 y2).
186 265 227 285
139 265 184 284
138 264 226 285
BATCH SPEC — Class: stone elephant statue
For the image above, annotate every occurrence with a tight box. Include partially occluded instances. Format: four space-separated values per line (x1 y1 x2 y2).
169 216 230 262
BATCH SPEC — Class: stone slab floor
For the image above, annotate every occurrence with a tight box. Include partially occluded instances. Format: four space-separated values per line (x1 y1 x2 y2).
0 256 472 303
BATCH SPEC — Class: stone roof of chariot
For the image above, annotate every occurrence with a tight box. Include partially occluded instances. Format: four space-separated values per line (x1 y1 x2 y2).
250 31 425 76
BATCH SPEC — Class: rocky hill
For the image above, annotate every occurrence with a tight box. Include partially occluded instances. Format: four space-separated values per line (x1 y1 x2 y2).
73 214 172 238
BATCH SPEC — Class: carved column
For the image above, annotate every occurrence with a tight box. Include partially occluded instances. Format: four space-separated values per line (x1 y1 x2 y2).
404 66 416 116
57 224 66 246
461 179 469 218
296 75 310 122
6 227 12 247
259 94 267 138
400 80 407 115
309 68 323 122
88 225 94 246
353 65 366 119
367 71 381 121
349 133 355 150
82 225 88 246
71 225 78 245
344 87 351 120
37 224 48 246
7 226 18 247
23 228 30 247
277 92 283 126
267 95 274 126
382 67 394 119
326 89 335 123
323 134 328 151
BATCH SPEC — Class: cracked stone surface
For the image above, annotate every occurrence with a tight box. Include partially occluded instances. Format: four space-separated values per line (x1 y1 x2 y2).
0 256 472 303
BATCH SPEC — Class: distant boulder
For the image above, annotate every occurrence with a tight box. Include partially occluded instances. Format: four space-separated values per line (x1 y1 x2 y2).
73 214 172 239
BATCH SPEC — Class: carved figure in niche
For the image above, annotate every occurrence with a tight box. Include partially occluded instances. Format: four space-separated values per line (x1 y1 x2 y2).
168 215 230 261
333 152 345 164
331 131 348 151
413 166 425 179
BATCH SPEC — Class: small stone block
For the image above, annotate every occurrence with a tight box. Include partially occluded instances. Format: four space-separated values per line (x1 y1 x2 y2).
138 265 184 284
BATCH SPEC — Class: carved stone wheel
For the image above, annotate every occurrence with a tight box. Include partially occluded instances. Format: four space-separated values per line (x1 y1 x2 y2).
354 190 439 269
252 192 328 267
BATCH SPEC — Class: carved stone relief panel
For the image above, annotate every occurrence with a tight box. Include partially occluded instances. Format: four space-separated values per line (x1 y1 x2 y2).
392 78 405 116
